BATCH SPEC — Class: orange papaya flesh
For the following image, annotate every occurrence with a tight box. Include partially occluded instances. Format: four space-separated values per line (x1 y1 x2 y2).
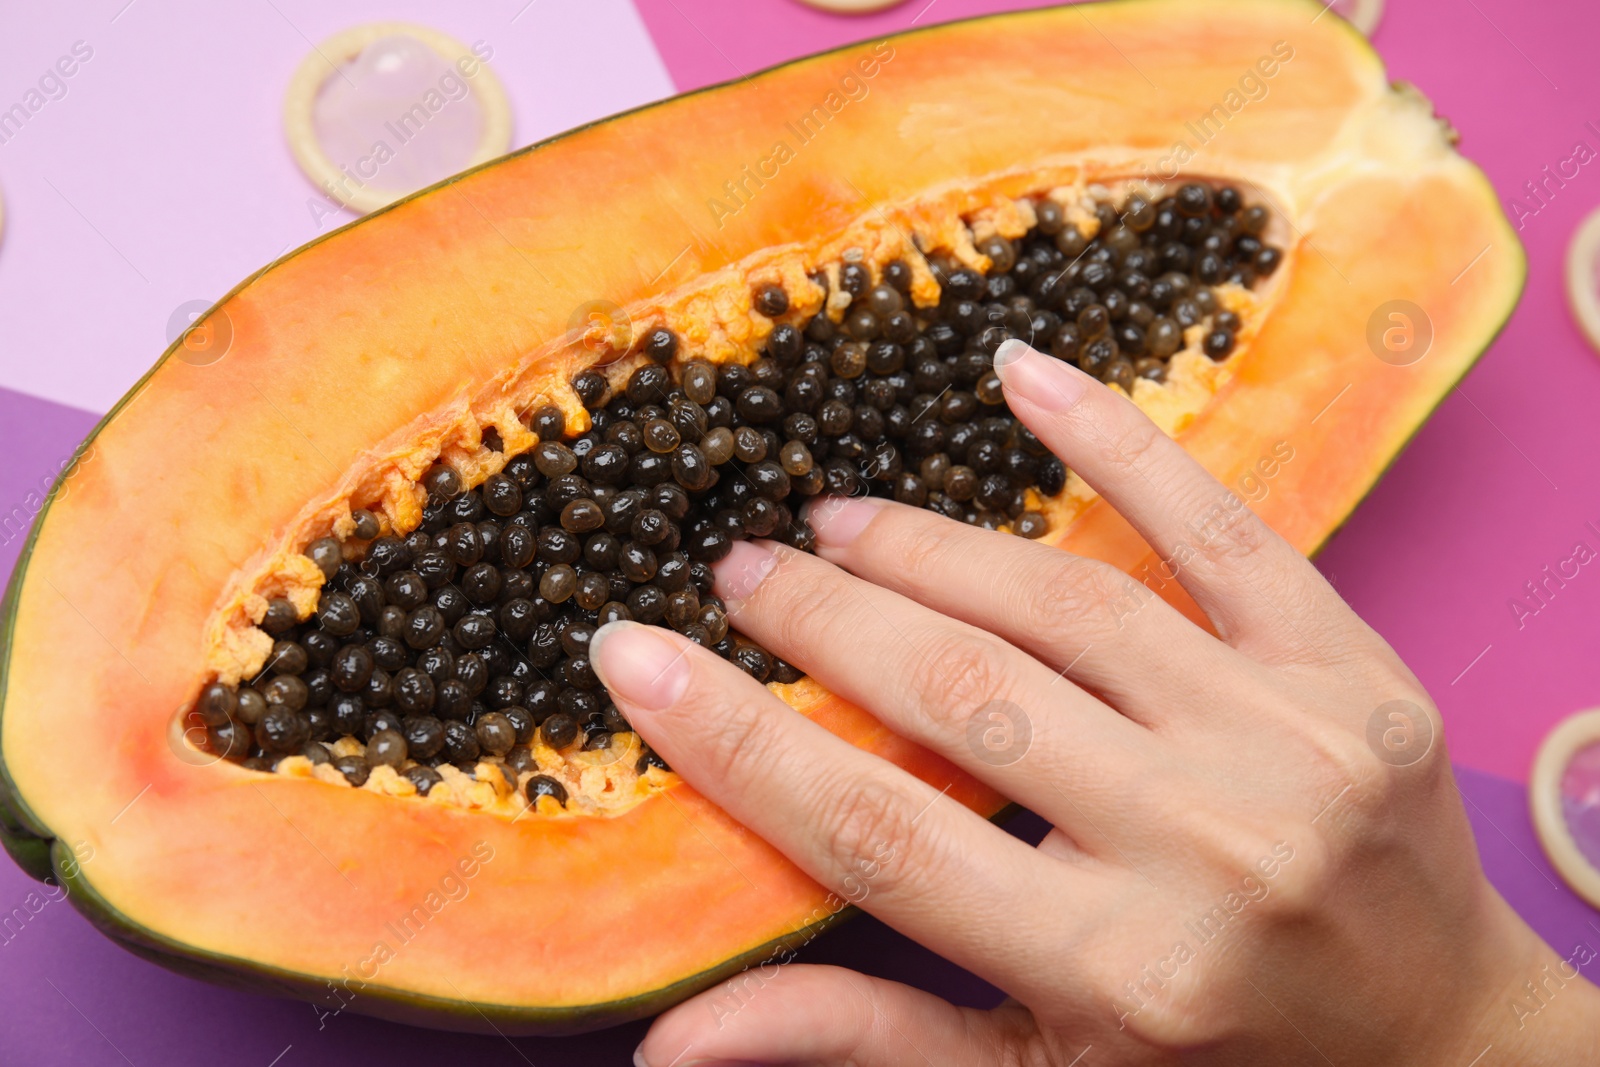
0 0 1521 1034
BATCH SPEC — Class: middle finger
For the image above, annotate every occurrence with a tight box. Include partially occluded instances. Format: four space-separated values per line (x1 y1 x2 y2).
803 494 1242 721
713 537 1157 828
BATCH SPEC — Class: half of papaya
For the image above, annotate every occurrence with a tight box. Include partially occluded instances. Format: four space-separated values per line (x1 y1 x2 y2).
0 0 1521 1034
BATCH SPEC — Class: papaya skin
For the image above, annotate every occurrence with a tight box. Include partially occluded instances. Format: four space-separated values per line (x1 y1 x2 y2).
0 0 1521 1033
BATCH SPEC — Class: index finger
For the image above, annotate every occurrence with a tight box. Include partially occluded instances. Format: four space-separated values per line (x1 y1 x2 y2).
588 619 1081 992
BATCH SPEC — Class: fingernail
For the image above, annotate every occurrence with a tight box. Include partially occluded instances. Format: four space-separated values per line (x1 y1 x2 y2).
807 495 888 548
590 621 691 712
712 539 779 607
993 338 1090 412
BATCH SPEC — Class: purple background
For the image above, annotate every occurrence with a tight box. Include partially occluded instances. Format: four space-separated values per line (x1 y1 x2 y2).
3 0 1600 1063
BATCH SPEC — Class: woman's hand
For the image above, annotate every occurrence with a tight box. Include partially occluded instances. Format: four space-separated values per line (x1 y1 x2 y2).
594 340 1600 1066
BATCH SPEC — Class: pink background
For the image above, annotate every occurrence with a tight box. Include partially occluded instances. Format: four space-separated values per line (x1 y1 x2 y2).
2 0 1599 1063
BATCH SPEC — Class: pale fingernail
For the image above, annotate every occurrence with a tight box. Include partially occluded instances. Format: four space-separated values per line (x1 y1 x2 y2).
807 495 888 548
993 338 1091 412
590 621 691 712
713 538 779 606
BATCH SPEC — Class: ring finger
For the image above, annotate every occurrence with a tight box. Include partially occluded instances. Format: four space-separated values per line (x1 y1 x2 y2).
589 620 1091 996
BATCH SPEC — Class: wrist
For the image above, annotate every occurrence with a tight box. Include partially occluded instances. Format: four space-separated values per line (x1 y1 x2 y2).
1434 890 1600 1066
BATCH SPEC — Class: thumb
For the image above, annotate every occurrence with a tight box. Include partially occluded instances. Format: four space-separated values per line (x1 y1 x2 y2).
636 963 1040 1067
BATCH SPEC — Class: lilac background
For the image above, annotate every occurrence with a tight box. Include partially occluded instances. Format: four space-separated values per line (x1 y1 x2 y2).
2 0 1600 1063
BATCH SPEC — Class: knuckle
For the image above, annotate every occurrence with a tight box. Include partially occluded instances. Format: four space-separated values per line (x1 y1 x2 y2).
1258 713 1392 830
1405 700 1449 773
887 515 966 591
1164 802 1325 926
1093 412 1164 478
816 775 923 896
1022 557 1152 640
1182 490 1274 568
1107 981 1221 1051
687 684 773 785
1303 711 1383 779
1355 693 1448 799
1305 697 1433 806
765 564 843 648
1177 823 1326 933
910 628 1019 735
1252 832 1333 923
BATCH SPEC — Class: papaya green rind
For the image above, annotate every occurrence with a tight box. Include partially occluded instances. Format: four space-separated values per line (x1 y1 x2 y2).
1 822 53 884
53 834 862 1035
